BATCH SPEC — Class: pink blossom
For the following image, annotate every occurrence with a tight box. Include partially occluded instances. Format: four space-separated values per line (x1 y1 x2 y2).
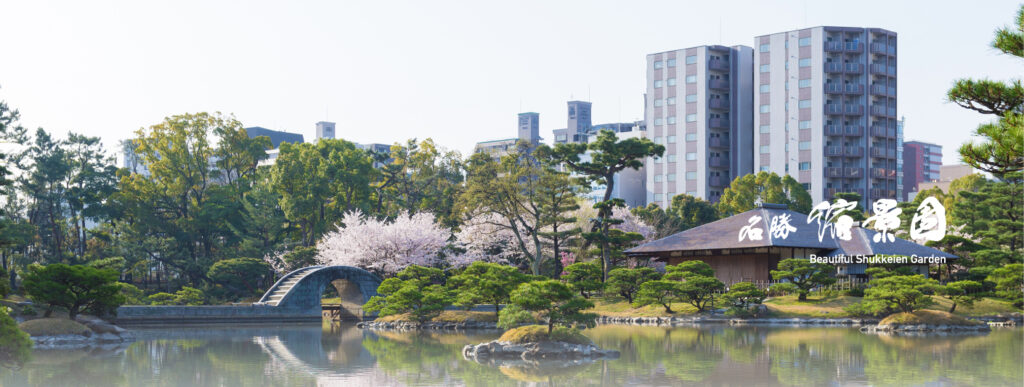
316 210 449 277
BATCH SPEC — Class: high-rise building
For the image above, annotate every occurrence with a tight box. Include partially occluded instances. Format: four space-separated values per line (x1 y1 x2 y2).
645 45 754 206
896 116 905 201
316 121 336 140
902 140 942 201
517 112 540 145
753 27 898 205
473 112 541 158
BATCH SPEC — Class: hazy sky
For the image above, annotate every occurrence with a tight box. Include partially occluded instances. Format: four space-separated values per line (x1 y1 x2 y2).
0 0 1020 163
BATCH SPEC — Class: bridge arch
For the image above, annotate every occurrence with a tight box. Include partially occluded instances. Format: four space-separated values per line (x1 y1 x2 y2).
257 266 382 315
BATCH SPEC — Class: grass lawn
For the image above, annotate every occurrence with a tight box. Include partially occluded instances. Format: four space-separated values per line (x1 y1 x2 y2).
374 310 499 323
924 296 1022 316
587 298 700 317
764 294 1022 318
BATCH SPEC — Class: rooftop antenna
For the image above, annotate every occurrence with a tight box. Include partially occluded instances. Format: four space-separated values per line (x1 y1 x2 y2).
588 84 591 101
719 17 723 44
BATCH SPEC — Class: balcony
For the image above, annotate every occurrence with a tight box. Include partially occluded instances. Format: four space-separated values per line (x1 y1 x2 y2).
869 63 888 74
709 79 729 90
887 107 897 116
870 105 891 117
886 86 896 97
825 103 844 115
710 175 729 187
845 146 864 157
844 104 864 115
844 125 864 136
870 148 896 158
826 125 844 136
826 83 844 94
870 125 895 138
825 62 844 73
709 157 728 168
845 42 862 52
825 41 844 52
826 167 864 178
709 99 730 110
709 137 729 149
826 146 844 156
709 118 729 129
708 59 729 71
845 84 864 94
871 168 888 178
888 148 897 158
870 42 887 54
870 188 887 198
844 63 863 73
870 84 887 95
846 167 864 178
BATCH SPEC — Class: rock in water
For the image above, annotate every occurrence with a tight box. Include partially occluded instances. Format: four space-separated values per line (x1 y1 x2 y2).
463 339 619 362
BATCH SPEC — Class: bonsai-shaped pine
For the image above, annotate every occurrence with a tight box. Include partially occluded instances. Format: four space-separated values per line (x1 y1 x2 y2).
940 280 984 313
448 262 528 317
987 263 1024 307
21 264 125 320
0 307 32 368
768 258 837 301
722 282 766 309
606 267 661 303
562 262 604 299
664 260 725 312
633 280 683 313
363 265 451 324
498 280 596 334
861 274 941 314
148 287 205 306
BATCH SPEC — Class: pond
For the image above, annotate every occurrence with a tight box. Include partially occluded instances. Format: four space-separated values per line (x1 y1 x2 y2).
1 323 1021 386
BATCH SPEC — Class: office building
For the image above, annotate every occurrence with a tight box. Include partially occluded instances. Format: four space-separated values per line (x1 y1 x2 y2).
896 116 905 200
902 140 943 200
553 101 641 144
753 26 899 205
913 164 975 198
316 121 336 140
474 112 541 158
645 44 755 206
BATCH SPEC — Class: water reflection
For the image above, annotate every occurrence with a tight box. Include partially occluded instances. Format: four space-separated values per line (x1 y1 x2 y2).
0 323 1019 386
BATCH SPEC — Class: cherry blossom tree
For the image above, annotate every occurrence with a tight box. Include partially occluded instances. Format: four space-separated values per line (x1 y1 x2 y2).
316 210 449 277
450 213 521 268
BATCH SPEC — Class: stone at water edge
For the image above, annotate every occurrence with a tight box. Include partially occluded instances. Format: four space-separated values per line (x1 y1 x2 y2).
462 339 620 361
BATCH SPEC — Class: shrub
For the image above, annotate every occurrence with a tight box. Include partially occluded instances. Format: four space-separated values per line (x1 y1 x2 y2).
498 325 592 345
664 260 714 280
117 282 146 305
495 304 537 329
148 292 177 305
363 265 452 323
18 304 35 316
448 262 528 316
769 258 836 301
562 262 603 299
501 280 595 334
633 280 683 313
844 287 865 297
859 274 940 314
87 257 127 272
606 267 661 303
21 263 125 319
0 307 32 367
722 282 765 309
0 266 9 299
940 280 984 313
677 275 725 312
207 258 272 299
148 287 205 306
987 263 1023 307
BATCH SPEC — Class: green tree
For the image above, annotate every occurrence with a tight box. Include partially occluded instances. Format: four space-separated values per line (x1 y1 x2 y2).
668 194 720 230
665 260 715 279
940 280 984 313
502 280 596 334
0 306 32 367
630 203 686 239
549 130 664 281
606 267 661 303
370 139 464 228
833 192 866 221
21 263 125 319
949 6 1023 177
561 262 603 299
448 261 527 316
633 280 683 313
952 173 1023 252
860 274 940 314
722 282 766 309
677 275 725 312
769 258 836 301
0 266 8 298
281 246 318 272
148 286 205 306
716 172 812 216
207 257 271 298
987 263 1023 306
533 153 582 274
363 265 451 323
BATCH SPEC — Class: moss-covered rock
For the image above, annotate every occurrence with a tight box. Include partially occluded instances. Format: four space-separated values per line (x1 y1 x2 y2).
19 318 91 337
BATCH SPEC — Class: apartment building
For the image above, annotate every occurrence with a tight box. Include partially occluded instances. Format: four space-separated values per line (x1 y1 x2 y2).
902 140 942 200
473 112 540 158
753 26 898 205
645 45 754 206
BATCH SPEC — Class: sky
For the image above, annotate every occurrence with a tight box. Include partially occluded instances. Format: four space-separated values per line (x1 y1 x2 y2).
0 0 1020 164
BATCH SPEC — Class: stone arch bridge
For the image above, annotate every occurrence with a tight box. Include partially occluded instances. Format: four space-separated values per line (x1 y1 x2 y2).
257 266 382 319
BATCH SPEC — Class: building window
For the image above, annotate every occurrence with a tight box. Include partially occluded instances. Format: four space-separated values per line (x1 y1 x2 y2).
799 162 811 170
760 105 770 113
667 173 676 182
760 165 770 172
654 60 664 69
686 190 697 196
799 79 811 88
667 78 677 86
667 155 677 163
685 152 697 161
667 116 677 124
653 137 663 144
759 64 770 73
685 94 697 103
759 125 770 133
654 118 664 125
798 58 812 67
799 37 811 47
799 141 811 150
654 193 664 201
759 84 770 93
667 58 677 67
667 97 677 105
760 145 770 154
759 43 770 52
654 156 662 163
654 80 663 88
685 114 697 122
785 143 789 151
685 55 697 64
799 120 811 129
667 135 677 143
686 172 697 180
686 133 697 141
798 99 811 109
654 175 663 182
802 183 811 190
685 75 696 83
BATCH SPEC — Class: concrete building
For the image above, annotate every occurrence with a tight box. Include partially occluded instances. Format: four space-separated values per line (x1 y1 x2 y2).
553 100 643 145
912 164 974 199
244 126 305 167
896 117 905 201
517 112 540 145
581 130 647 208
753 27 899 206
473 112 542 158
645 44 755 207
316 121 336 140
902 140 942 201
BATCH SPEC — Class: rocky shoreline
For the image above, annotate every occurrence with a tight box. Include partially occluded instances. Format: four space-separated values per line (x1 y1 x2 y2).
357 320 501 331
24 315 136 350
860 323 991 335
463 340 620 362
